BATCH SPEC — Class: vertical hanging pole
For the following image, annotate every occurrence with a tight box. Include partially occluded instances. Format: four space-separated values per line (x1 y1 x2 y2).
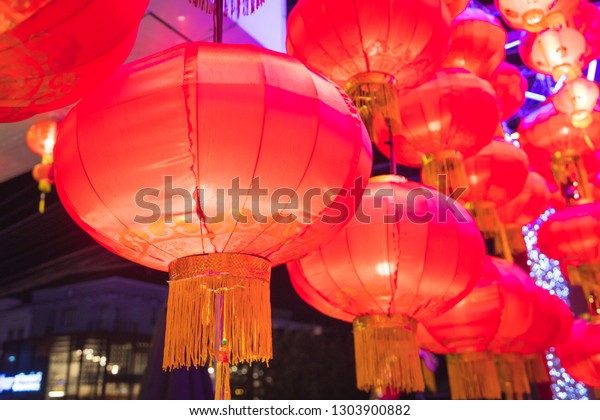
213 0 224 43
386 118 397 176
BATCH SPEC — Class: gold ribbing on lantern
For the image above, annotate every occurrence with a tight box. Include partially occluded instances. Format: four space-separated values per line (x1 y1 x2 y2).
164 253 272 397
525 353 550 384
344 71 398 141
567 262 600 319
446 352 502 400
352 314 424 394
552 150 593 205
494 354 531 400
422 150 469 198
465 201 514 262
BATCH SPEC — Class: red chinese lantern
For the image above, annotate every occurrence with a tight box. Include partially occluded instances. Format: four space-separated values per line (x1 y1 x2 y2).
568 0 600 67
0 0 148 122
26 120 59 213
462 139 529 261
518 292 573 384
485 62 528 120
420 257 537 399
552 77 600 129
519 103 600 204
537 202 600 263
390 68 500 196
286 0 452 139
443 0 469 17
497 172 550 255
555 319 600 388
287 175 485 394
54 42 373 398
442 8 506 78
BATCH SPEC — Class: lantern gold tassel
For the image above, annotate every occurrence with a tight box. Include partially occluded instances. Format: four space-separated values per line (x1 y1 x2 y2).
187 0 265 17
447 352 502 400
525 353 550 384
494 354 531 400
344 72 398 142
421 150 468 198
163 253 272 389
353 314 425 394
466 201 513 263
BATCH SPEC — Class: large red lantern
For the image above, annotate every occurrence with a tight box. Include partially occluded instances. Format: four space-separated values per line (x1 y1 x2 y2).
386 69 500 196
555 319 600 388
497 172 550 256
54 42 373 398
0 0 148 122
485 62 528 120
420 257 537 399
286 0 452 139
287 175 485 394
442 8 506 78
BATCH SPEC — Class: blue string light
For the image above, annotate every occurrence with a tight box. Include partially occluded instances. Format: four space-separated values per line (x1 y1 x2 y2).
523 209 589 400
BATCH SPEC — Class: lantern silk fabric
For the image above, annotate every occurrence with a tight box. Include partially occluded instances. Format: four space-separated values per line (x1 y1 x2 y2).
537 202 600 263
555 319 600 388
463 140 530 205
497 171 551 227
442 8 506 78
54 42 373 272
287 176 485 322
286 0 452 89
393 69 500 158
485 62 528 120
0 0 148 122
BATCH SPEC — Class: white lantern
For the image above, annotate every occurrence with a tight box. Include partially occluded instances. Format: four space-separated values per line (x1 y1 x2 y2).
495 0 558 32
553 77 600 128
530 27 586 81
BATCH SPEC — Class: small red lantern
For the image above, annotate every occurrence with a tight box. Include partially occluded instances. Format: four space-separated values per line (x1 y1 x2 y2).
552 77 600 129
555 319 600 388
26 119 59 213
0 0 148 122
287 175 485 394
54 42 373 398
485 62 528 120
495 0 577 32
442 8 506 78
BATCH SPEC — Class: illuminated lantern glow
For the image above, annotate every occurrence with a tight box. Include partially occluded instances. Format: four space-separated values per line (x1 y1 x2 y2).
555 319 600 388
568 0 600 67
495 0 573 32
389 69 500 197
186 0 264 16
54 42 373 398
462 139 529 261
286 0 452 139
442 9 507 78
519 103 600 204
497 172 551 256
420 257 536 400
0 0 149 122
26 120 58 213
523 26 586 81
443 0 469 17
485 62 528 120
287 175 485 394
552 77 600 128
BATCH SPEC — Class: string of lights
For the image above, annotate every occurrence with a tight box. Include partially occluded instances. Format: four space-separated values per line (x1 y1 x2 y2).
523 210 589 400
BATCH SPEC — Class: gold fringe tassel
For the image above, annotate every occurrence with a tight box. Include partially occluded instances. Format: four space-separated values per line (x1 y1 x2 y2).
353 314 425 394
163 253 272 371
567 262 600 318
552 150 592 205
495 354 531 400
421 357 438 393
187 0 264 16
525 353 550 384
447 352 502 400
421 150 468 198
466 201 513 262
344 72 398 142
